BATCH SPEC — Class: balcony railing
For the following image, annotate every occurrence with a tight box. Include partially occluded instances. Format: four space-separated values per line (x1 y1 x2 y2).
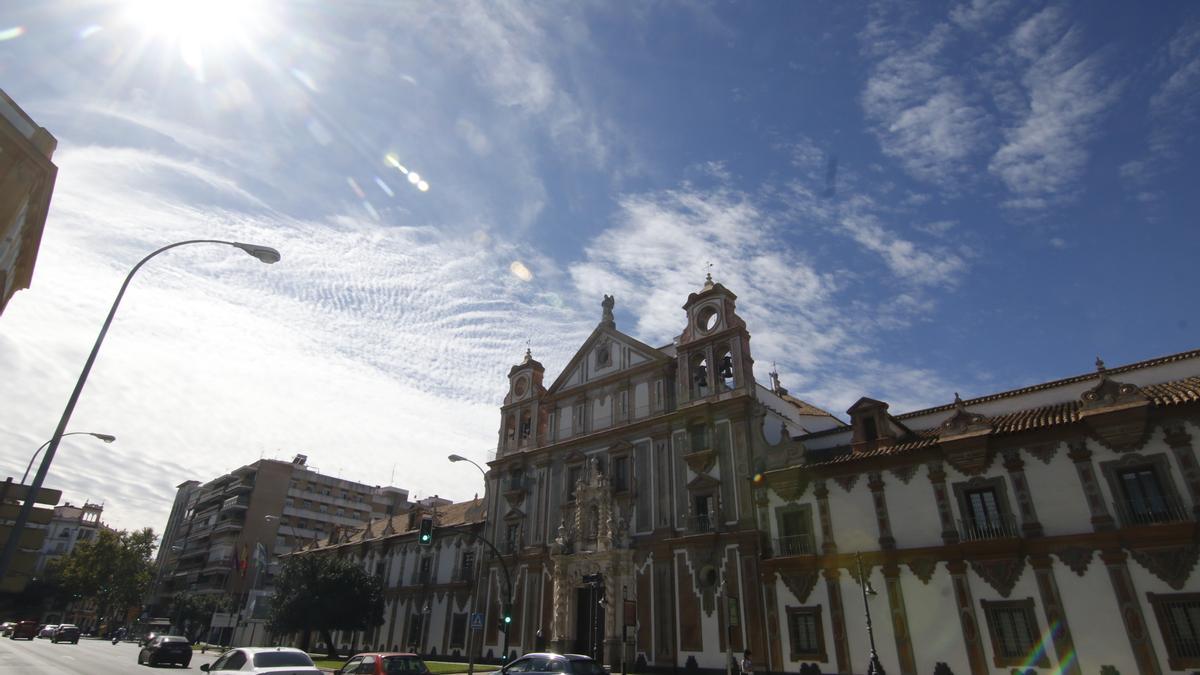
222 495 250 511
958 513 1020 541
773 535 815 557
1113 495 1193 527
686 513 713 533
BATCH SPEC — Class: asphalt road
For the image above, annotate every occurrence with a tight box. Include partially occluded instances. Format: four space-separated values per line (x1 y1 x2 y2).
0 636 221 675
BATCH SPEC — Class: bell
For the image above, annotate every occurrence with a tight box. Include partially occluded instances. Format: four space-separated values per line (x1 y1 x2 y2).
719 355 734 379
695 364 708 388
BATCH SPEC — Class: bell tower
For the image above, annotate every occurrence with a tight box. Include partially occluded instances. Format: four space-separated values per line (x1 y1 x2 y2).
499 348 546 456
675 274 755 404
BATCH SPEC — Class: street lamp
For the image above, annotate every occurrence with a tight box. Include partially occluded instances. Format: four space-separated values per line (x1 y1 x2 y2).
21 432 116 484
856 553 886 675
449 453 507 675
0 239 281 585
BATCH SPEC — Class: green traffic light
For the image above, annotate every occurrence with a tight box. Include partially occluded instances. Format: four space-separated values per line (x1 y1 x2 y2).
504 616 512 623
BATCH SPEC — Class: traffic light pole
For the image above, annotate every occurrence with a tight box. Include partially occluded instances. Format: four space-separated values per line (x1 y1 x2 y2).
438 524 514 665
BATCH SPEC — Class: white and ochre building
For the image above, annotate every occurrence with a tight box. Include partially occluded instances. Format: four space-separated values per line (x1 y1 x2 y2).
297 280 1200 675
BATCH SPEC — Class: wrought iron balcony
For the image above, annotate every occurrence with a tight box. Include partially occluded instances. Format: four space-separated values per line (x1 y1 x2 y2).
686 513 713 533
957 513 1020 541
773 535 815 557
1113 494 1193 527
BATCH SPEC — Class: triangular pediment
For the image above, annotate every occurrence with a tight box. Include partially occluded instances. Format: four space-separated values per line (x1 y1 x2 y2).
548 324 672 394
846 397 888 414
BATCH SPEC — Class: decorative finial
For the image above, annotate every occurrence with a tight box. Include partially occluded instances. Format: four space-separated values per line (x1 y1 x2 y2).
601 294 615 326
523 344 532 363
953 392 965 411
1095 356 1106 373
703 261 715 289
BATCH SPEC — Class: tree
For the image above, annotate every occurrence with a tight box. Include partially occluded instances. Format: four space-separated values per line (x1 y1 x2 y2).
268 553 384 659
169 593 230 642
52 527 157 628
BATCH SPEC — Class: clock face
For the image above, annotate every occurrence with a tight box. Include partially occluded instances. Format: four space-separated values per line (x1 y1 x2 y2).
514 377 528 397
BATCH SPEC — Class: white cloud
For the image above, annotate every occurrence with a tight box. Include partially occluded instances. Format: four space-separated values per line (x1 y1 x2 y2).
861 23 991 187
988 8 1122 208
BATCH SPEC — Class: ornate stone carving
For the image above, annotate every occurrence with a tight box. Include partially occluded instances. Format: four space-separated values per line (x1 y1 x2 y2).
907 558 938 585
1055 548 1094 577
682 448 716 474
1130 545 1199 591
833 474 859 492
970 556 1026 598
769 467 810 502
1027 443 1058 465
889 464 918 485
778 570 820 603
1079 359 1151 451
938 393 992 436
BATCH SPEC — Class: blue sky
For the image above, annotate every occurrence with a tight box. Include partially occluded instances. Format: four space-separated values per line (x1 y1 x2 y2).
0 0 1197 532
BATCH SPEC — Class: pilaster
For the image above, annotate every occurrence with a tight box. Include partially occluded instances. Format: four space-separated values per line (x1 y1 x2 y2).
946 560 987 675
814 480 838 555
1003 450 1043 537
1163 425 1200 517
1029 555 1080 675
868 472 896 550
1067 441 1115 531
823 567 851 674
927 462 958 544
1100 549 1162 675
882 563 916 675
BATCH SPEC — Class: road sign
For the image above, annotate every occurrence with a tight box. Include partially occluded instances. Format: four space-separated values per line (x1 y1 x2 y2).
470 612 484 631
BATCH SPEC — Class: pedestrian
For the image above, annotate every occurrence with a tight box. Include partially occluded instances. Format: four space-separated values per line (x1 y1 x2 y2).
740 649 752 675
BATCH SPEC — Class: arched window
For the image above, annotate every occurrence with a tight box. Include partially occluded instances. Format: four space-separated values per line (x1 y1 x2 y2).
692 354 710 398
716 345 735 390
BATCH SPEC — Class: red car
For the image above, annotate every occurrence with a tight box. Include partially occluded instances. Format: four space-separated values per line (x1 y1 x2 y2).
335 653 430 675
9 620 38 640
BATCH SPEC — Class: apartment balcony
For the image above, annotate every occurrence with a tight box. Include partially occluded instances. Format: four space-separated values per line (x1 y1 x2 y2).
212 518 244 535
773 535 815 557
222 495 250 511
202 557 234 574
958 514 1020 542
1113 495 1193 527
226 480 254 495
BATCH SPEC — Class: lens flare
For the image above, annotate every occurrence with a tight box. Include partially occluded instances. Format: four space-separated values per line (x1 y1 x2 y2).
407 172 421 185
510 261 533 282
417 180 430 192
0 27 27 42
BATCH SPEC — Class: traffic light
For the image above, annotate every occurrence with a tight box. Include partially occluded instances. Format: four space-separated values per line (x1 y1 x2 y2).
498 605 512 632
418 517 433 546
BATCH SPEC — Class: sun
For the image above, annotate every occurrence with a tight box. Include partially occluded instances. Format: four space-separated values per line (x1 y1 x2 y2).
121 0 266 52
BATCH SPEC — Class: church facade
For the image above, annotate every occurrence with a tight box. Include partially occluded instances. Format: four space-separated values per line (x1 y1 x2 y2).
475 279 1200 675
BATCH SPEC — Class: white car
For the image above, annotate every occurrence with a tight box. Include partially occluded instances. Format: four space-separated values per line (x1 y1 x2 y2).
200 647 323 674
36 624 58 639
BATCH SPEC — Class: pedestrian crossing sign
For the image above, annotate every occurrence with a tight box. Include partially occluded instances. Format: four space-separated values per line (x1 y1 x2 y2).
470 612 484 631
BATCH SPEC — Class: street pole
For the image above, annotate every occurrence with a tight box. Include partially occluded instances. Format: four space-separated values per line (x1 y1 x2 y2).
857 553 886 675
721 581 733 675
0 239 280 585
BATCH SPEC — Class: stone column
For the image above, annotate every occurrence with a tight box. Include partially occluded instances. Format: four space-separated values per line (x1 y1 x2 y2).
823 568 851 674
1003 450 1043 537
927 462 959 544
882 563 917 675
1068 441 1115 531
814 480 838 555
1029 555 1080 675
868 472 896 550
1101 549 1162 675
1163 425 1200 517
946 560 987 675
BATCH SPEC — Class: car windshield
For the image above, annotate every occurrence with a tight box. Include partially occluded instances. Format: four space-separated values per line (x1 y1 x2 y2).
160 636 188 643
254 652 315 667
569 661 605 675
383 656 428 673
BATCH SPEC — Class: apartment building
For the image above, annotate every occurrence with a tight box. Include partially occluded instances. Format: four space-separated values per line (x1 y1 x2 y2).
151 454 414 610
0 88 57 316
34 501 106 574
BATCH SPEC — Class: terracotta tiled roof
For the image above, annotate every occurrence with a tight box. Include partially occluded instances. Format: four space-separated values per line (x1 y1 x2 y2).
800 374 1200 469
1143 376 1200 406
308 498 485 551
989 401 1079 434
892 348 1200 420
779 392 842 420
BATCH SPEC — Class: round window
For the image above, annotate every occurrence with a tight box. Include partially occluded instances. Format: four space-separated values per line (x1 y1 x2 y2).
514 377 528 397
696 305 720 333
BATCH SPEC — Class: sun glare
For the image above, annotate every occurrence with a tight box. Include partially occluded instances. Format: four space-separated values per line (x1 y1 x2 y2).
122 0 265 50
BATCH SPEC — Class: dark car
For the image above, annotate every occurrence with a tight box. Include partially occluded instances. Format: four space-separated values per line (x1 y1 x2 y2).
138 634 193 668
499 653 605 675
9 621 38 640
52 624 80 644
336 652 431 675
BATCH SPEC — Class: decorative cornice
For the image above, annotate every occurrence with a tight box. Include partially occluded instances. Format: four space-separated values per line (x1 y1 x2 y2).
970 556 1025 598
1055 548 1093 577
778 570 820 603
833 474 859 493
907 558 937 584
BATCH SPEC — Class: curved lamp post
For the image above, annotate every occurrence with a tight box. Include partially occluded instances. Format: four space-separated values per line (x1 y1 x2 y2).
21 432 116 484
449 452 507 673
0 239 280 584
